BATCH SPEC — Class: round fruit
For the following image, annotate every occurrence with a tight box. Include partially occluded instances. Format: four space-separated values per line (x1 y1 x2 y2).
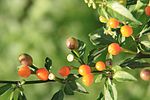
95 61 106 71
99 16 107 23
108 43 122 55
107 18 120 28
36 68 49 81
82 73 94 86
58 66 70 77
120 25 133 37
18 65 31 78
19 53 33 66
145 6 150 16
78 65 91 76
140 69 150 81
66 37 78 50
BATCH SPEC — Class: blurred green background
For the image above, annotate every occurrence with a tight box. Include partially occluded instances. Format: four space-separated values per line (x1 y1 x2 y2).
0 0 149 100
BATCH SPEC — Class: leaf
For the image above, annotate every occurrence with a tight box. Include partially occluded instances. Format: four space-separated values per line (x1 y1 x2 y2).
89 28 116 46
97 92 104 100
126 0 137 5
45 57 52 70
106 1 142 25
76 82 89 94
51 90 64 100
113 71 137 82
18 92 27 100
0 84 12 95
95 74 103 83
77 39 86 58
104 84 113 100
140 0 149 4
64 84 74 95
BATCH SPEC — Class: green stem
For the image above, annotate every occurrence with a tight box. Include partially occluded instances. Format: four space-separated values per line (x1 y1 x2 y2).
122 48 137 55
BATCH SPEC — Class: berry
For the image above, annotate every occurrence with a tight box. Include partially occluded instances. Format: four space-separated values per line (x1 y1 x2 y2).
120 25 133 37
95 61 106 71
78 65 91 76
18 65 31 78
58 66 70 77
19 53 33 66
140 69 150 81
66 37 78 50
145 6 150 16
99 16 107 23
82 73 94 86
108 43 122 55
36 68 49 81
48 73 55 80
107 18 120 28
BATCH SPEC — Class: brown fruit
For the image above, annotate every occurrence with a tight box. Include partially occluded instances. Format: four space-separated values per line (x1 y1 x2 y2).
19 53 33 66
66 37 78 50
140 69 150 81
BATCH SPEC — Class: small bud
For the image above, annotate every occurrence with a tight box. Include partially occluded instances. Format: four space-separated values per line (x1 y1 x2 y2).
19 53 33 66
48 73 55 80
67 54 74 62
66 37 78 50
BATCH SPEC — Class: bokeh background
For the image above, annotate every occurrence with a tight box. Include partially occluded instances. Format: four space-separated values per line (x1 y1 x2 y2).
0 0 149 100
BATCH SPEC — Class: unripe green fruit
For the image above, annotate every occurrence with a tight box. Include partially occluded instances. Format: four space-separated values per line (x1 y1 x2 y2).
140 69 150 81
66 37 78 50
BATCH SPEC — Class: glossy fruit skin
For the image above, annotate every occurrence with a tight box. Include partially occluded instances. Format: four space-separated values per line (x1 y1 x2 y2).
120 25 133 37
145 6 150 16
19 53 33 66
36 68 49 81
107 18 119 28
108 43 122 55
66 37 78 50
58 66 70 77
140 69 150 81
18 65 31 78
78 65 91 76
95 61 106 71
82 73 94 86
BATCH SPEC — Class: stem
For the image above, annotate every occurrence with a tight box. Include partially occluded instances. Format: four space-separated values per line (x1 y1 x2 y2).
122 48 137 55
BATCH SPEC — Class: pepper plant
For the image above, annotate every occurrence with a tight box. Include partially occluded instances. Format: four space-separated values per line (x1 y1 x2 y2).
0 0 150 100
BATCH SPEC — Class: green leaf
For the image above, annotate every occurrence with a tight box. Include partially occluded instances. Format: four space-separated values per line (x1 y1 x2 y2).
0 84 12 96
64 84 74 95
106 1 142 25
97 92 104 100
51 90 64 100
95 74 103 83
45 57 52 70
18 92 27 100
112 65 122 72
89 28 116 46
113 71 137 82
77 39 86 58
104 84 113 100
76 82 89 94
127 0 137 5
140 0 149 4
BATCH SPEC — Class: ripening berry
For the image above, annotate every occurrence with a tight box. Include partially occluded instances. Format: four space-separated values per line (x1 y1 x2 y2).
19 53 33 66
66 37 78 50
18 65 31 78
82 73 94 86
120 25 133 37
36 68 49 81
107 18 120 28
95 61 106 71
58 66 70 77
78 65 91 76
99 16 107 23
145 6 150 16
140 69 150 81
108 43 122 55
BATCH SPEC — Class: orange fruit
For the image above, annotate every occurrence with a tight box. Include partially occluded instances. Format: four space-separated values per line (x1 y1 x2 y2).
78 65 91 76
58 66 70 77
120 25 133 37
95 61 106 71
18 65 31 78
108 43 122 55
36 68 49 81
82 73 94 86
145 6 150 16
107 18 120 28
